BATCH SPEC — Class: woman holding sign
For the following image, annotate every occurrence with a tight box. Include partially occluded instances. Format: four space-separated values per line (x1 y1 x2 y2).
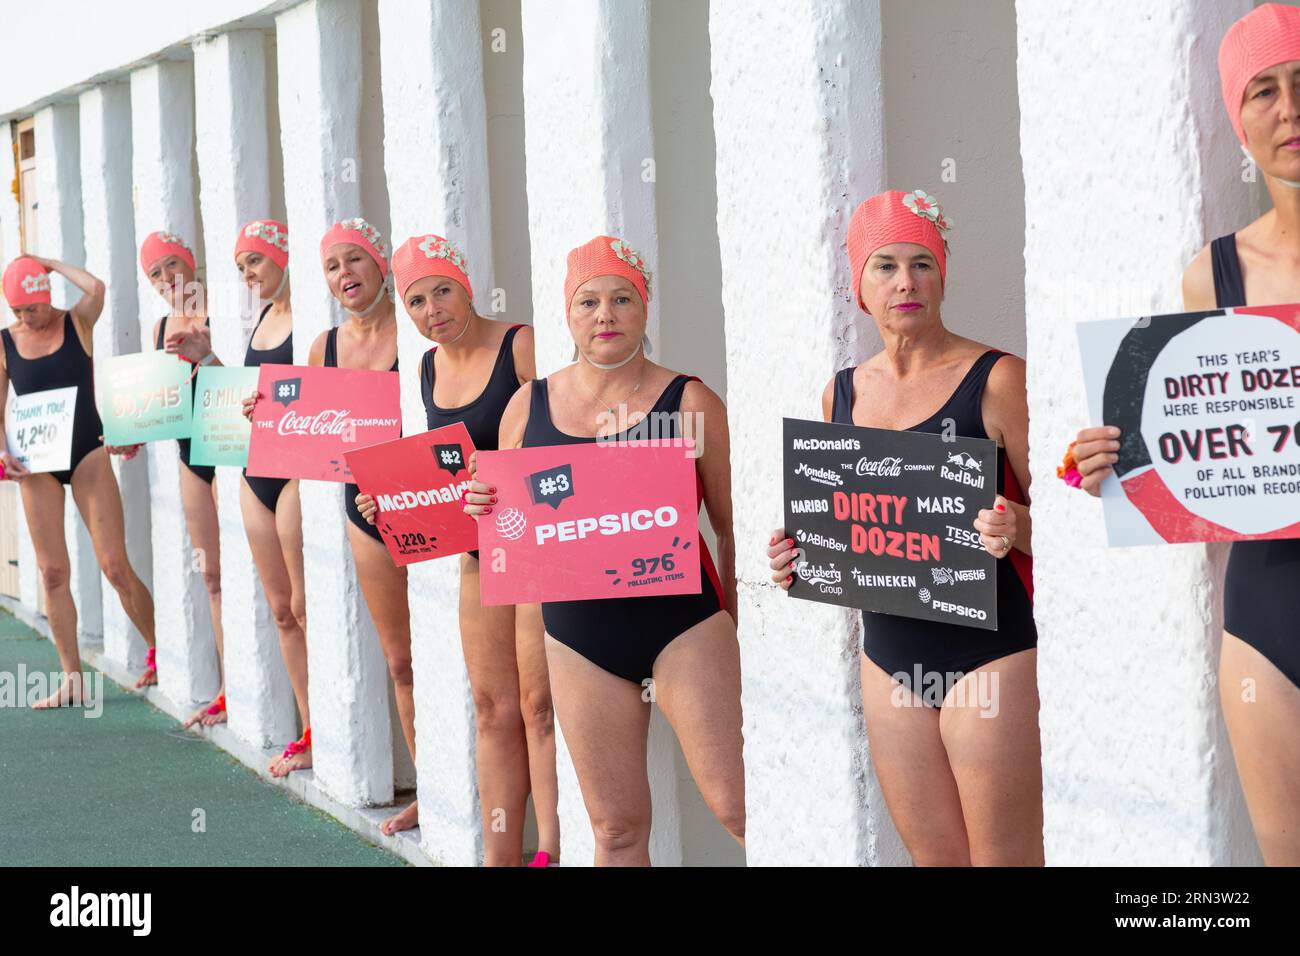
354 234 558 866
312 218 417 835
234 220 312 776
1068 4 1300 865
768 190 1042 865
137 232 229 728
464 236 745 866
1 255 159 700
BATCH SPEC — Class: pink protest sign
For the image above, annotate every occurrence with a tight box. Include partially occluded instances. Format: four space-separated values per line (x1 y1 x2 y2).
245 363 401 482
476 441 702 607
343 422 480 566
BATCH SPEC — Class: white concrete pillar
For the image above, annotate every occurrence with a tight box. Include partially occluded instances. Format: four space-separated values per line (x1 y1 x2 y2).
709 0 906 866
1016 0 1261 865
377 0 491 864
276 0 393 807
519 0 680 866
193 29 298 750
33 102 104 647
80 81 153 672
130 60 221 707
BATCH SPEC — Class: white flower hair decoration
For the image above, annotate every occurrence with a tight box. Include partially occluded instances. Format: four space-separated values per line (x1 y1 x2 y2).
340 218 388 259
245 221 288 253
418 235 468 272
609 239 653 301
902 189 952 233
20 272 50 294
158 231 193 252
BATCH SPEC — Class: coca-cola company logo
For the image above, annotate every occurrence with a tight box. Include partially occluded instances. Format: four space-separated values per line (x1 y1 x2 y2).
277 409 353 437
855 456 902 478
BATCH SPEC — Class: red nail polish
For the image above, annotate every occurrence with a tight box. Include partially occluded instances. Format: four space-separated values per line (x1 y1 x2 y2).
995 504 1006 512
489 487 497 494
483 507 492 515
490 496 498 504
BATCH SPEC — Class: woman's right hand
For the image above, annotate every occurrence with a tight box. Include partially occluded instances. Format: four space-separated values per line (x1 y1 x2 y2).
242 391 261 422
766 526 798 590
0 452 29 482
355 492 377 525
463 475 497 519
104 442 142 461
1073 426 1121 497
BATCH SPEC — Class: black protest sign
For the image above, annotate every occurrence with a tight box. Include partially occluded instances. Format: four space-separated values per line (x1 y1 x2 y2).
782 417 998 630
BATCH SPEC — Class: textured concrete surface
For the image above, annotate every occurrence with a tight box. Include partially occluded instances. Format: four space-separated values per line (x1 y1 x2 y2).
130 60 221 708
0 609 404 867
80 81 153 673
710 0 908 866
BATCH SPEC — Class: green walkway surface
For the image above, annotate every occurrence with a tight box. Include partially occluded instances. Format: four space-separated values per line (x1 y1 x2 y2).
0 611 404 867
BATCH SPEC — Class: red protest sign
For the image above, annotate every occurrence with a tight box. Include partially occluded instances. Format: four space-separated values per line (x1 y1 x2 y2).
476 441 701 607
245 363 401 482
343 422 479 566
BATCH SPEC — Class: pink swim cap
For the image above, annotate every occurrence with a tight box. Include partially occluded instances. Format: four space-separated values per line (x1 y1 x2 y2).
847 189 950 312
3 257 52 307
319 218 389 278
563 236 652 313
391 235 473 302
1219 3 1300 146
139 231 196 275
235 220 289 270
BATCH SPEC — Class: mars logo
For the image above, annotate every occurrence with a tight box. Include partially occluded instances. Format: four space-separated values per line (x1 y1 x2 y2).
495 507 528 541
272 377 302 406
940 451 986 489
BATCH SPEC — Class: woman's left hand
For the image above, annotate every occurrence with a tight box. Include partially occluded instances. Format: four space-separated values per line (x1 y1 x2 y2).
974 495 1016 558
165 325 213 364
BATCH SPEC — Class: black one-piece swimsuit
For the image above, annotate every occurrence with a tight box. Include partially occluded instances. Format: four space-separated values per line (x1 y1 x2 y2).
419 324 524 561
1210 234 1300 690
1 312 104 484
521 373 725 685
324 326 396 542
243 303 293 512
831 350 1037 701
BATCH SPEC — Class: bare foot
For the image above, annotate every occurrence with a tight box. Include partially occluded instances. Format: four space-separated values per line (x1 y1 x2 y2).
181 703 209 729
135 649 157 689
200 695 227 727
269 746 312 778
31 674 85 709
380 800 419 836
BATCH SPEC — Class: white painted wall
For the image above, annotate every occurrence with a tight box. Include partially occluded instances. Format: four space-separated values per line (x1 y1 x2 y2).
80 81 153 672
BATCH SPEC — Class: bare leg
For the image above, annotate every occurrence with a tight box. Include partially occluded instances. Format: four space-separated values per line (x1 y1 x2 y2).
859 653 971 865
179 465 225 725
544 635 652 866
515 601 560 861
651 611 745 847
68 448 156 689
940 649 1044 866
20 475 83 708
1220 633 1300 865
458 554 530 865
348 522 416 835
241 479 311 775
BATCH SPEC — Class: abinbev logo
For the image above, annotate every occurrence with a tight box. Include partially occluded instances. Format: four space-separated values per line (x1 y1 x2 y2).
50 886 151 936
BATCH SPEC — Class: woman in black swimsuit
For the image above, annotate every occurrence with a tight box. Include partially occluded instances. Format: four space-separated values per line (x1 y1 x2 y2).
137 231 228 729
768 190 1042 865
355 233 557 866
311 218 415 836
1071 4 1300 865
232 220 311 777
0 255 158 701
465 236 744 866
